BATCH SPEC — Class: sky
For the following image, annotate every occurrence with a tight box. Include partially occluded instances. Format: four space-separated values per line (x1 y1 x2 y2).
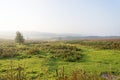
0 0 120 36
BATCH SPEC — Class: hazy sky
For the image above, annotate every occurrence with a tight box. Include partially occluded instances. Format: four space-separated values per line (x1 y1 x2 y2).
0 0 120 36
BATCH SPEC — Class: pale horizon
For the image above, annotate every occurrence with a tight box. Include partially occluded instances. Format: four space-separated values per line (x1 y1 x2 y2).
0 0 120 36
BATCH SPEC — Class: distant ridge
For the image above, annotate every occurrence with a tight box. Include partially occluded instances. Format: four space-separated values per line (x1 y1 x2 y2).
0 31 120 40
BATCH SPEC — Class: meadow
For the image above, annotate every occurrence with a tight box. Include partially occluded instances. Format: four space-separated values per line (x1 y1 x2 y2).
0 39 120 80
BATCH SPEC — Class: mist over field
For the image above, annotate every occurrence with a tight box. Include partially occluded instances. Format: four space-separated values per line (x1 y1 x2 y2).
0 31 120 40
0 0 120 80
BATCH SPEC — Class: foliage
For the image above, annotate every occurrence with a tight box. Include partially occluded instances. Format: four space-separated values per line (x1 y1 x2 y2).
0 62 107 80
15 31 24 44
26 48 40 55
0 39 119 79
56 67 105 80
66 39 120 50
39 44 82 62
0 61 27 80
0 48 19 58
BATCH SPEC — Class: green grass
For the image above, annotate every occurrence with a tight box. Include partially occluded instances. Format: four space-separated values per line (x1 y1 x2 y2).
0 41 120 79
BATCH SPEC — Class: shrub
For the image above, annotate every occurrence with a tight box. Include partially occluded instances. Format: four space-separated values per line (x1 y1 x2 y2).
26 48 40 55
39 44 82 62
0 48 3 54
0 48 19 58
66 39 120 50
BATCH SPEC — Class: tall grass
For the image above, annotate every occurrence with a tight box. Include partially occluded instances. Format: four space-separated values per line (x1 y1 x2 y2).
0 40 119 80
0 61 27 80
55 67 106 80
0 61 107 80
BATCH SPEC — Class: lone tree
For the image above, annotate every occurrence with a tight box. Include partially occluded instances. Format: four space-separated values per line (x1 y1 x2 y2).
15 31 24 44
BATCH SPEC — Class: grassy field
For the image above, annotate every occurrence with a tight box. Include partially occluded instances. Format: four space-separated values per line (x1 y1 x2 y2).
0 40 120 80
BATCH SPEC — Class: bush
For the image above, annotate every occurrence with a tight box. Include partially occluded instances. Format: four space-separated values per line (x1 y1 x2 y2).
26 48 40 55
66 39 120 50
39 44 82 62
0 48 3 53
0 48 19 58
65 56 76 62
64 51 82 62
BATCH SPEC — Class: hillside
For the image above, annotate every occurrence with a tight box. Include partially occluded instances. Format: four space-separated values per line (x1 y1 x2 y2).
0 31 120 40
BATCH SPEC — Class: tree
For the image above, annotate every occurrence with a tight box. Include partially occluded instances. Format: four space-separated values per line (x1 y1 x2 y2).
15 31 24 44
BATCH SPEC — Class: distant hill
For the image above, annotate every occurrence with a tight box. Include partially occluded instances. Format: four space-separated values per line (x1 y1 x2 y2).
54 36 120 40
0 31 120 40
